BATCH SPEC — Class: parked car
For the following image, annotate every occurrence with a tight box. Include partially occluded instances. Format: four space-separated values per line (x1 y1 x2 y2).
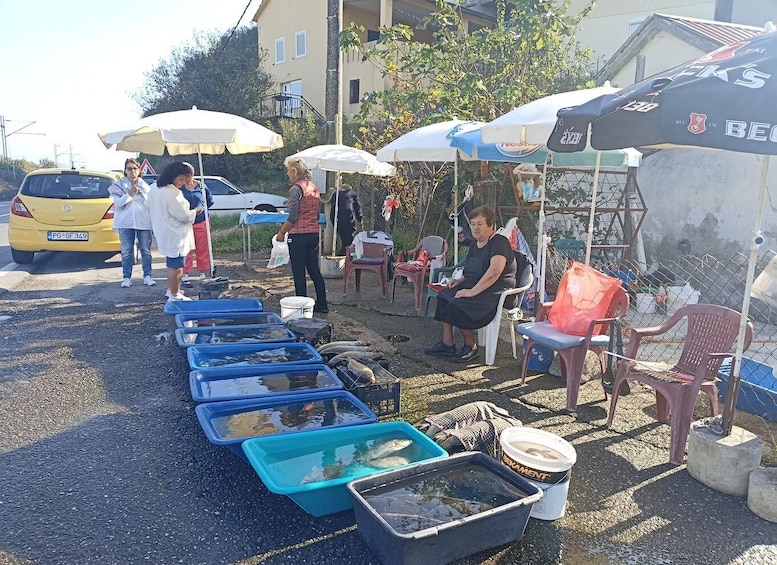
9 168 121 264
142 174 287 215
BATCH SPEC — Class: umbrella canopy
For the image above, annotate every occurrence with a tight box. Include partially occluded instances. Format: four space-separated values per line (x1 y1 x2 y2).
99 107 284 278
548 31 777 154
376 119 480 163
285 144 396 176
376 119 480 263
98 106 284 156
547 28 777 435
284 144 396 258
451 126 641 168
480 84 618 145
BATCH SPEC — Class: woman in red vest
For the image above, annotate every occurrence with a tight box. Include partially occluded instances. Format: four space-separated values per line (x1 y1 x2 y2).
275 158 329 313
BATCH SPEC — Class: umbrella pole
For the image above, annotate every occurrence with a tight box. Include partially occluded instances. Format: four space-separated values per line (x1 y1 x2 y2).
197 149 215 278
585 151 602 265
537 155 550 312
722 154 771 435
454 158 459 265
331 188 339 257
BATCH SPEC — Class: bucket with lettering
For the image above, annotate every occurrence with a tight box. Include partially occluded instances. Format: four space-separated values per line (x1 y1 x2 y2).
499 427 577 520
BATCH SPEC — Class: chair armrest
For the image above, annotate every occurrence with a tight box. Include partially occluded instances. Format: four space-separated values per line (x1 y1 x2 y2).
536 301 554 321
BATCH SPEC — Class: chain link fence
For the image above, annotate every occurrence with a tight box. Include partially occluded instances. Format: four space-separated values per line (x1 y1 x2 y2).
541 247 777 436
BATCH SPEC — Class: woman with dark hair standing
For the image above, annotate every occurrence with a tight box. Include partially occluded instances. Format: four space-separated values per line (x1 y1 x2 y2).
148 161 201 301
108 158 155 288
275 158 329 313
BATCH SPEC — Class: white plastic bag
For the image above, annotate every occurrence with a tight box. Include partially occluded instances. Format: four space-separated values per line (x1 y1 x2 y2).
268 235 290 269
751 255 777 308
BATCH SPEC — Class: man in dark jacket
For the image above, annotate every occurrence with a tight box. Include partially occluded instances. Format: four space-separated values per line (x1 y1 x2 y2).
329 184 363 255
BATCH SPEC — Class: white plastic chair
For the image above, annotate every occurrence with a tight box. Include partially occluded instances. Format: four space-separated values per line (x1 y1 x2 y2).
476 260 534 366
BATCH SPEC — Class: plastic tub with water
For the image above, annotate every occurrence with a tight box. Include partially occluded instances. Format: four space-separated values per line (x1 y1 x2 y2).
241 422 447 516
174 311 284 329
189 364 343 402
347 452 542 565
195 390 376 460
186 342 322 372
163 298 263 316
175 324 296 347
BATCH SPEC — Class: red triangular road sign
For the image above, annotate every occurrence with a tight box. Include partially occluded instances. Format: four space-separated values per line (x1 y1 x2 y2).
140 159 156 176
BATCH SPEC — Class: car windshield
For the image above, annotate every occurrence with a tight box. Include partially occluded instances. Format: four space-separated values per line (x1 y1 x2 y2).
21 173 112 199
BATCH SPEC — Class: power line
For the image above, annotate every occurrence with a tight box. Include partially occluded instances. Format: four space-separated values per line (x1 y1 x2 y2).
219 0 255 54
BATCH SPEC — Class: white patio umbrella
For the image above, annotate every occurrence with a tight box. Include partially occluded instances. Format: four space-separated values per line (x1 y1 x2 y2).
376 119 480 263
480 84 632 306
284 144 396 257
99 106 284 276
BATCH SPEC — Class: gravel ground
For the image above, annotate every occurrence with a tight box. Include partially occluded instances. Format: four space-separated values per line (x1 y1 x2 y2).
0 250 775 565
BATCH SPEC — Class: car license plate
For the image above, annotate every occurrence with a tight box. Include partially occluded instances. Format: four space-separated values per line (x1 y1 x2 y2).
47 232 89 241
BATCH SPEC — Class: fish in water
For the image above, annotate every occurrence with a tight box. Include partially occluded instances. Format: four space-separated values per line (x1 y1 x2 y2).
367 455 412 469
300 463 345 484
357 438 413 463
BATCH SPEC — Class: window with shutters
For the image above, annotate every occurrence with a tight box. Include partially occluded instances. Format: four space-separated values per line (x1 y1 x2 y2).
295 31 307 58
275 37 285 64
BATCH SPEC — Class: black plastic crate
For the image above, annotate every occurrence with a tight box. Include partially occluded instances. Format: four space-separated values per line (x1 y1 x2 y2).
335 360 400 417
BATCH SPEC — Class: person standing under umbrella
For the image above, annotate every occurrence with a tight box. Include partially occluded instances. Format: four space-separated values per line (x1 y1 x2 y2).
149 162 201 301
180 177 214 287
108 158 156 288
329 184 363 256
275 158 329 313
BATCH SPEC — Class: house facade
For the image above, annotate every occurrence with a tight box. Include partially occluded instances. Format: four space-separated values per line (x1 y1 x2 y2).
252 0 493 120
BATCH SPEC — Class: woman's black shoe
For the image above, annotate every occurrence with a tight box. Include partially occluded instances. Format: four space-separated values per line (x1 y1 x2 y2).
452 345 480 363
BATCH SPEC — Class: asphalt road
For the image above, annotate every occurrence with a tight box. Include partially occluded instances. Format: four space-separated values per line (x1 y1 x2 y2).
1 251 776 565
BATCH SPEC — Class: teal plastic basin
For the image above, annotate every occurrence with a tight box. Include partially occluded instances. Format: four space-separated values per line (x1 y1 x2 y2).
241 422 448 517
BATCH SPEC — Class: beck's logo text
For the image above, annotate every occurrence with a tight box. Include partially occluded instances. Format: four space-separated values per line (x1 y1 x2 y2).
726 120 777 142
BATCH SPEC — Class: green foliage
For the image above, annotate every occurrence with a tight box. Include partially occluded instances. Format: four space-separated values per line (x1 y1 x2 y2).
133 26 282 188
340 0 596 242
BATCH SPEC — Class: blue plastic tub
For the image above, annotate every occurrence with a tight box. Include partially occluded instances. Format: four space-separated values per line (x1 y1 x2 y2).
195 391 377 460
186 342 322 372
241 422 448 517
175 311 284 329
163 298 263 315
189 364 343 402
718 357 777 421
175 324 296 347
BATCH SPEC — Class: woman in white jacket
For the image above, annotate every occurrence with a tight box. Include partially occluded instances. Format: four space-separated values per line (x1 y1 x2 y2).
108 158 155 288
148 162 201 301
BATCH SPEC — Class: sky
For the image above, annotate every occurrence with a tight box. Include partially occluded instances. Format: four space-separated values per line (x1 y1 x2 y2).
0 0 257 172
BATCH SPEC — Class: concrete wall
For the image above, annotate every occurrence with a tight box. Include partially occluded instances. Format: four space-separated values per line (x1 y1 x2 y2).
636 150 777 262
608 31 703 86
568 0 715 62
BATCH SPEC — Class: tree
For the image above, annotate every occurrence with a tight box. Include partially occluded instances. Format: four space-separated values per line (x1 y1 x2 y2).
340 0 596 238
133 26 280 187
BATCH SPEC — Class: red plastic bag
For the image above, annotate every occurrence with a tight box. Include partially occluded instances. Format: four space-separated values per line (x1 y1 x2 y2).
548 260 622 336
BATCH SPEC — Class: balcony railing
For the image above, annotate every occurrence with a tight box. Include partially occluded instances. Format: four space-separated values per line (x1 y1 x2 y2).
259 94 325 124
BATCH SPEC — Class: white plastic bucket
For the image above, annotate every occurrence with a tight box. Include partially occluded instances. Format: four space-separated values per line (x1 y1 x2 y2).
499 427 577 520
635 292 655 314
667 286 701 314
279 296 315 320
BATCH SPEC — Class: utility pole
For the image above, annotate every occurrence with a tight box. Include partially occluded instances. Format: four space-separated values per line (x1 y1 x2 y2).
325 0 343 190
1 115 43 161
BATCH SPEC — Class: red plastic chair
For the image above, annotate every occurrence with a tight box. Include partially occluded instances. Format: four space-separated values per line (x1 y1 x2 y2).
390 236 448 309
343 242 391 297
607 303 754 465
516 287 629 413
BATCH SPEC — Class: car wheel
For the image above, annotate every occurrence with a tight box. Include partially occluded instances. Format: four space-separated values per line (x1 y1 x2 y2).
254 204 277 212
11 248 34 264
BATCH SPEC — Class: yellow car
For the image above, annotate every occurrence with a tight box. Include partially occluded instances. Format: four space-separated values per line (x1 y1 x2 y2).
9 168 122 264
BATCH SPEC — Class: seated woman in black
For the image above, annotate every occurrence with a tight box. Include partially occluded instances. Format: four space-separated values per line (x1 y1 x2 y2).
425 205 517 363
